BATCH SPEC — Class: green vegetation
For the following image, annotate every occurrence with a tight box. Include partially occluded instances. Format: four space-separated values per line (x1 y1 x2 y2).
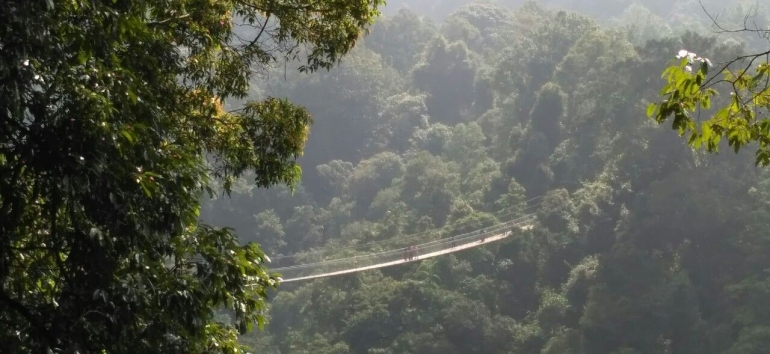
4 0 770 353
0 0 381 352
202 1 770 353
649 42 770 166
646 1 770 166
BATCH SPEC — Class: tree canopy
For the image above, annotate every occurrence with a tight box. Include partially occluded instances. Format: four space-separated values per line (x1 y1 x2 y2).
6 0 770 353
214 1 770 353
0 0 382 352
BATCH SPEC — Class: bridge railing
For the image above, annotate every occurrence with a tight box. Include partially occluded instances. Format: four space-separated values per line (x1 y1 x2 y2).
271 213 538 268
269 216 535 281
269 212 538 269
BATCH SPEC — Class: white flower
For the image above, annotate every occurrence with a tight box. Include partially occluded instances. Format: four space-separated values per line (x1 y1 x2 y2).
22 59 29 66
676 50 698 64
685 65 693 73
264 255 271 263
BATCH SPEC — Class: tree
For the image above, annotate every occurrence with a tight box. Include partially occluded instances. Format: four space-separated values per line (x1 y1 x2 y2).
369 92 430 154
283 46 402 180
250 210 287 255
363 8 437 74
492 8 596 113
648 7 770 166
413 37 479 125
347 152 405 217
399 152 460 226
0 0 382 352
529 82 567 150
610 3 673 45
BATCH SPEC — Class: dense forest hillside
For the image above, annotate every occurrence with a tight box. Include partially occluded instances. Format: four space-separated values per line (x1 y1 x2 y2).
201 0 770 353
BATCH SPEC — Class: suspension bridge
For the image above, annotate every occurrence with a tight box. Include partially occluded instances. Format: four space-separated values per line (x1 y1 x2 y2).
256 198 543 283
272 217 535 282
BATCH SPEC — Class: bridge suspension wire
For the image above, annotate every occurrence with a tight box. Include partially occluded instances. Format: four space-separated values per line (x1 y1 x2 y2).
266 215 536 283
272 194 543 259
269 204 542 270
273 213 537 271
275 203 540 264
271 194 545 264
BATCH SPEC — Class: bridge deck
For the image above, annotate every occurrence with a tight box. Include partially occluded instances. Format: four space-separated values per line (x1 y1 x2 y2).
279 224 532 283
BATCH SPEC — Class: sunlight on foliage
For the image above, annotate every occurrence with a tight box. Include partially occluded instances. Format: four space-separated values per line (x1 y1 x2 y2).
0 0 383 352
649 49 770 165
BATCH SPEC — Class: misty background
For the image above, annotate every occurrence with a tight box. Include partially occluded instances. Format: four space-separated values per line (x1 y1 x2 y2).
202 0 770 353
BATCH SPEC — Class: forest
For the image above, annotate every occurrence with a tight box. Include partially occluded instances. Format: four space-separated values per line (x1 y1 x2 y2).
199 0 770 353
2 0 770 353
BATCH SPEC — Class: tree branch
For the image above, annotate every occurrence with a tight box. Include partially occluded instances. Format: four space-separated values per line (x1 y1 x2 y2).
699 0 770 37
701 50 770 89
0 288 57 349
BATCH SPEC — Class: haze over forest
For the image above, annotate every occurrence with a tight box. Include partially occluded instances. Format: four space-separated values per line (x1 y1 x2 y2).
4 0 770 352
194 0 770 353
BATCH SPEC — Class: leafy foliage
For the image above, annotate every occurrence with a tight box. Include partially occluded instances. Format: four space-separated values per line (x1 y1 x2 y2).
648 43 770 166
0 0 382 352
186 1 770 353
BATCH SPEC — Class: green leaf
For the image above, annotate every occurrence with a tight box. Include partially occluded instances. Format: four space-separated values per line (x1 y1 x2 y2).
702 123 713 141
700 61 709 76
78 51 89 65
120 130 134 144
646 103 656 117
1 0 387 351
